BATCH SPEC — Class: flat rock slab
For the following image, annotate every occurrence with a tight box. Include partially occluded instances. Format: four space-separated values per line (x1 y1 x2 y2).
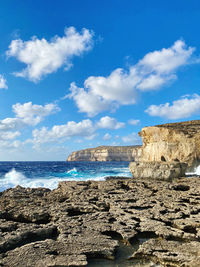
0 177 199 266
129 161 187 180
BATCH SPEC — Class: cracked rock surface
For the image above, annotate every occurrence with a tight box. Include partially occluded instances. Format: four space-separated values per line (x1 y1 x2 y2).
0 177 200 266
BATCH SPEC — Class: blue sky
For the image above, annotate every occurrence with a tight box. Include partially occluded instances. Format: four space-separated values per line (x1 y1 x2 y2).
1 0 200 160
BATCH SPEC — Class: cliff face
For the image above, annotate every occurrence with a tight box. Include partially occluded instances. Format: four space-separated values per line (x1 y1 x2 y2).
139 120 200 167
129 120 200 180
67 145 141 162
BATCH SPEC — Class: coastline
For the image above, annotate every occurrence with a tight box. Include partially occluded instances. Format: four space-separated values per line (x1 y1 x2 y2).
0 176 199 266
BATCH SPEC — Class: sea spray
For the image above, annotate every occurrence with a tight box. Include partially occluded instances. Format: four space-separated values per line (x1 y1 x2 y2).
186 164 200 176
194 165 200 175
4 168 26 185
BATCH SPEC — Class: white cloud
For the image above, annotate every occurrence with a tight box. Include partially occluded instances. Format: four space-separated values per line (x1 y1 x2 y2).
68 40 195 116
145 94 200 120
67 82 110 117
32 119 95 145
103 133 111 140
0 102 59 132
31 116 124 145
138 40 194 74
122 132 142 145
0 131 21 140
0 118 24 131
68 68 139 117
0 140 22 150
136 74 176 91
96 116 125 129
13 102 60 125
7 27 93 82
0 75 7 89
128 119 140 125
0 102 60 146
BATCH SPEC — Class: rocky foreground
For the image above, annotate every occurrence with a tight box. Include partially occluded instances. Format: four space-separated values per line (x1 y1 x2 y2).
0 177 199 266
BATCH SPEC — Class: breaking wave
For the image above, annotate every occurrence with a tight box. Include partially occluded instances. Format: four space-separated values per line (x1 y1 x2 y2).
0 168 106 191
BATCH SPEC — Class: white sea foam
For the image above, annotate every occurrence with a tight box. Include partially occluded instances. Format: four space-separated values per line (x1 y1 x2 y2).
66 168 78 175
194 165 200 175
0 168 106 191
4 168 27 185
186 165 200 176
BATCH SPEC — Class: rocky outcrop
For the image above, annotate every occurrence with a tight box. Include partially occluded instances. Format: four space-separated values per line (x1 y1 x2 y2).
67 145 141 162
0 177 200 266
129 161 187 180
139 120 200 167
129 120 200 179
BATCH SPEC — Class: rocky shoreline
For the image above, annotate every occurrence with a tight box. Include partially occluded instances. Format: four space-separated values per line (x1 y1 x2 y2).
0 176 199 266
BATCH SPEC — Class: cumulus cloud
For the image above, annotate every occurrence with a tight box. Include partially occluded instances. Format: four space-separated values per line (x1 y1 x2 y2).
0 102 60 144
96 116 125 129
0 140 22 150
68 68 139 116
122 132 142 145
68 40 195 116
103 133 112 140
32 119 95 145
0 75 7 89
67 82 110 117
13 102 60 125
138 40 194 75
145 94 200 120
128 119 140 125
136 74 175 91
0 118 24 131
7 27 93 82
0 131 21 140
31 116 124 145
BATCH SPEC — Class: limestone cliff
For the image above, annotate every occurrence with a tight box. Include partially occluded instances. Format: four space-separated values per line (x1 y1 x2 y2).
139 120 200 167
67 145 141 162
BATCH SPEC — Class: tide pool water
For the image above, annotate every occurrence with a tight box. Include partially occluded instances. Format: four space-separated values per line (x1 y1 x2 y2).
0 161 132 191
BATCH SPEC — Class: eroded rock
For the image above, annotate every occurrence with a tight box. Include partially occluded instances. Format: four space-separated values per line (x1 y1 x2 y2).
0 178 199 266
138 120 200 167
129 161 187 180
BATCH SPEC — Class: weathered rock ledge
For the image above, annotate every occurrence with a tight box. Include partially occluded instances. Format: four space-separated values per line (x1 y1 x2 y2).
139 120 200 167
0 177 200 266
67 145 141 162
129 120 200 180
130 161 188 180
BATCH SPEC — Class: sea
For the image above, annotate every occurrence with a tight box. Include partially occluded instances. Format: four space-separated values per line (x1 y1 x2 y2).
0 161 199 192
0 161 133 192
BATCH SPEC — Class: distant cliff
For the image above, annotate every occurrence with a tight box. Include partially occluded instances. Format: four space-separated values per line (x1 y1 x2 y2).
67 145 141 162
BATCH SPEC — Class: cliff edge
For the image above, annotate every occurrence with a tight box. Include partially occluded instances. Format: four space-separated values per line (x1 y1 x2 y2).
67 145 141 162
130 120 200 179
139 120 200 167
